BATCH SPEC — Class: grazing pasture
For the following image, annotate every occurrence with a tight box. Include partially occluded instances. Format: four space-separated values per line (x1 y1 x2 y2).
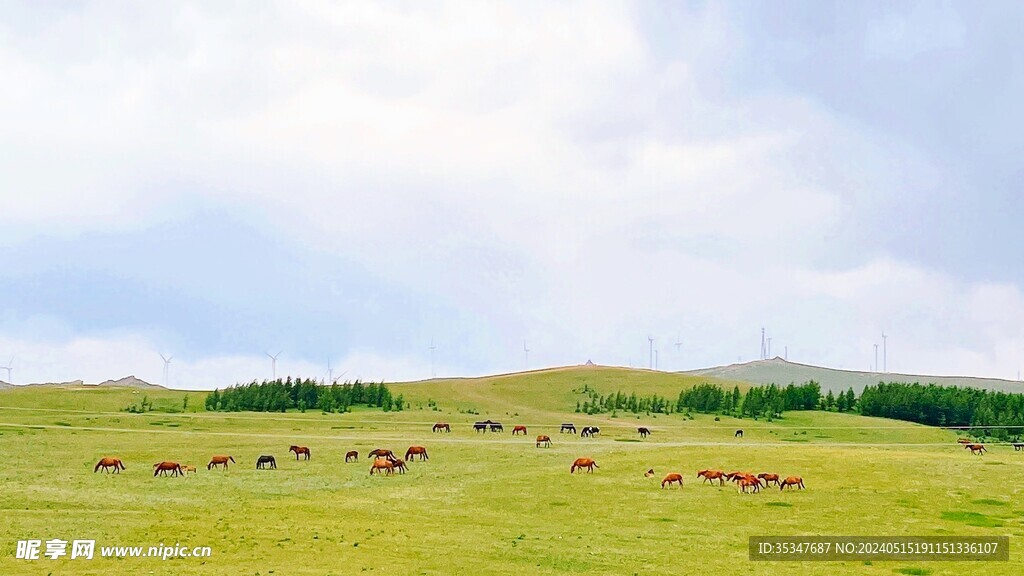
1 367 1023 575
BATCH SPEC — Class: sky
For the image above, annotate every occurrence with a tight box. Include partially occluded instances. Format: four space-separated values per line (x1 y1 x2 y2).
2 1 1024 389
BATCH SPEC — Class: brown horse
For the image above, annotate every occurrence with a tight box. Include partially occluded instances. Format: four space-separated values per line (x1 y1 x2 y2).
725 471 746 481
345 450 359 462
182 465 198 475
738 476 761 493
391 458 407 474
512 425 528 435
757 473 781 487
432 423 450 433
1014 443 1024 451
153 461 183 477
536 435 552 448
965 444 986 455
661 473 683 488
570 458 598 474
697 469 726 486
370 458 394 476
289 445 311 460
780 476 805 490
638 427 651 438
369 448 397 461
94 457 126 473
405 446 428 461
957 437 972 444
208 455 235 470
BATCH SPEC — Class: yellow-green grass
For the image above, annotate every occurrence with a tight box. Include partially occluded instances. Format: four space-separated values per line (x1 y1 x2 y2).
1 367 1022 575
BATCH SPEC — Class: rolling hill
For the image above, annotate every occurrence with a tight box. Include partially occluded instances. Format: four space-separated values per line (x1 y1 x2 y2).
683 357 1024 394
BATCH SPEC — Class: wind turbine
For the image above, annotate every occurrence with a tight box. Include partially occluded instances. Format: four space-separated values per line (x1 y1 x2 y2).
674 336 682 352
648 336 654 370
1 357 11 383
654 349 659 371
523 340 530 371
159 354 173 387
429 340 436 379
327 359 347 385
881 332 887 372
266 351 282 380
873 344 878 372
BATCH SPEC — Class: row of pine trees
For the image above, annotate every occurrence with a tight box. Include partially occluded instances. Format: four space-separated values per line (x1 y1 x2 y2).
205 378 404 413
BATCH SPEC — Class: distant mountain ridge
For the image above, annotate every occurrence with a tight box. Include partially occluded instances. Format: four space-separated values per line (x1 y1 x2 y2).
0 375 165 390
683 357 1024 394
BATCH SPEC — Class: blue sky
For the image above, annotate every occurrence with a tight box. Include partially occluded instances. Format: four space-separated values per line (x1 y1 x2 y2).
2 1 1023 389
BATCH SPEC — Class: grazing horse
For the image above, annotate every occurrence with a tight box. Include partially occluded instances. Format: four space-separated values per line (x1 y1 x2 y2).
490 423 504 433
153 461 183 477
182 465 197 475
570 458 598 474
370 458 394 476
738 476 761 493
638 427 651 438
957 437 972 444
757 473 782 488
345 450 359 462
560 423 576 434
581 426 600 438
94 457 126 474
645 469 655 478
369 448 397 461
536 435 552 448
405 446 428 461
473 422 489 433
256 455 276 469
780 476 805 490
965 444 986 455
1014 443 1024 451
725 471 746 481
391 458 407 474
432 423 451 433
289 445 311 460
512 425 527 435
662 473 684 489
697 469 726 486
208 455 235 470
735 429 743 438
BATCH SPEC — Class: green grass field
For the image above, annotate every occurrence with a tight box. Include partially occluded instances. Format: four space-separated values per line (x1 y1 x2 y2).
1 367 1022 575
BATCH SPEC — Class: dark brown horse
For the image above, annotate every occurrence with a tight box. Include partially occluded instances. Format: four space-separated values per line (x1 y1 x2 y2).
369 448 397 461
661 473 683 488
570 458 598 473
345 450 358 462
638 427 651 438
512 425 527 435
405 446 428 461
560 423 576 434
207 455 235 470
370 458 394 476
965 444 986 455
289 445 311 460
432 423 451 433
153 461 183 477
536 435 552 448
735 429 743 438
1014 443 1024 451
780 476 805 490
256 455 276 469
757 473 781 487
94 457 125 473
697 469 726 486
391 458 407 474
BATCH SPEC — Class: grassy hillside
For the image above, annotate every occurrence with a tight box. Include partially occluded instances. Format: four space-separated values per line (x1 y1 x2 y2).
685 357 1024 395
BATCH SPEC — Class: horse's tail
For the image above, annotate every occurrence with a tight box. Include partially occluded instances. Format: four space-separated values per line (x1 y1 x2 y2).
94 461 101 472
207 462 213 470
119 460 126 470
230 456 236 463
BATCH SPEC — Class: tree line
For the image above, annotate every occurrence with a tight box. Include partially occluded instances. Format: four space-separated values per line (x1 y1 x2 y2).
205 377 404 413
858 382 1024 438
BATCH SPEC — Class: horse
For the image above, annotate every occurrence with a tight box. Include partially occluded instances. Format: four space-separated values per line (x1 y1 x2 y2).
1014 443 1024 451
391 458 407 474
725 471 746 481
957 437 972 444
560 423 576 434
570 458 598 474
473 422 489 433
512 425 527 435
738 476 761 493
208 455 235 470
345 450 359 462
490 423 504 433
581 426 600 438
757 473 782 487
735 429 743 438
182 465 197 475
645 469 655 478
965 444 986 455
289 445 311 460
536 435 552 448
661 473 683 489
780 476 805 490
370 458 394 476
697 469 726 486
405 446 428 461
256 455 277 469
153 461 183 477
368 448 397 462
432 423 451 433
638 427 651 438
94 457 125 474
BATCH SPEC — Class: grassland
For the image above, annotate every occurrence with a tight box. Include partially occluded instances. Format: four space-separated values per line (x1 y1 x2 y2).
1 367 1022 575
